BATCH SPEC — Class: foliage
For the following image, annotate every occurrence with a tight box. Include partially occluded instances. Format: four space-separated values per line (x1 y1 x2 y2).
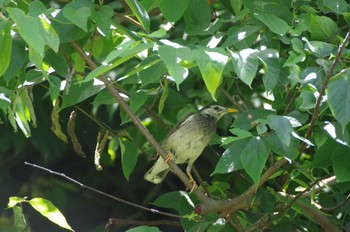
1 0 350 231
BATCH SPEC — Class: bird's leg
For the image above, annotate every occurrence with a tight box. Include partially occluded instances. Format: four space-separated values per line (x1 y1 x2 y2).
164 152 173 163
186 163 197 193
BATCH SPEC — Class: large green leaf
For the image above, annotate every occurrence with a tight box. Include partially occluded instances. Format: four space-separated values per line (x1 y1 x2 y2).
221 26 260 48
212 138 250 175
194 47 228 100
268 133 299 160
160 0 189 22
120 139 139 181
240 136 270 185
267 115 293 146
158 40 192 88
332 146 350 182
125 0 150 33
63 6 91 32
7 7 59 56
183 0 211 35
90 5 114 36
258 49 280 92
327 69 350 132
254 13 289 35
228 48 258 88
29 198 73 231
61 79 105 109
0 20 12 76
323 0 349 13
310 15 339 41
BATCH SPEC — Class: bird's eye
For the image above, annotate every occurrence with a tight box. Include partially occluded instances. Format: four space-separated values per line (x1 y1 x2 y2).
214 106 220 111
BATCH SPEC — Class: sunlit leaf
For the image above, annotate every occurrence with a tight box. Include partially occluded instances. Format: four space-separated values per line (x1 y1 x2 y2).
228 48 258 88
254 13 289 35
125 0 150 33
29 198 73 231
0 19 12 76
327 69 350 132
194 47 228 100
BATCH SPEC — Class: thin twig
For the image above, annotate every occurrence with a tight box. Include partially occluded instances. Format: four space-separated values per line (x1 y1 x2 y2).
24 162 182 219
302 29 350 150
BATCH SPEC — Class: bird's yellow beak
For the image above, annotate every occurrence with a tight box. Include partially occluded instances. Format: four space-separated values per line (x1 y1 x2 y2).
227 108 238 113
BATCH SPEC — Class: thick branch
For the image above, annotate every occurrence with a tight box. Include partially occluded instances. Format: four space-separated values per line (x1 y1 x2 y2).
70 42 211 203
198 159 287 214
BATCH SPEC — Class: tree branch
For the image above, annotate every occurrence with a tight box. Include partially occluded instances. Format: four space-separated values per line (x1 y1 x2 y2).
302 29 350 149
70 42 211 203
197 159 287 215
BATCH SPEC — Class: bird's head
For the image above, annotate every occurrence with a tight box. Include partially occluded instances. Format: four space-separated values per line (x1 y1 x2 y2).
199 105 238 121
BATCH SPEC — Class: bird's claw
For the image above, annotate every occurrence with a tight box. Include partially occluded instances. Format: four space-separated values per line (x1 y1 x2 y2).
164 153 173 163
187 172 198 193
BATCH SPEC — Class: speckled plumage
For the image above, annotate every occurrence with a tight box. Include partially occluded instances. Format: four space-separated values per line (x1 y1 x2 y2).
144 105 234 184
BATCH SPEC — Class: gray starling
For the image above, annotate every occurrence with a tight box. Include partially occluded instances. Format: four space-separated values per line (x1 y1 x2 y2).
144 105 237 189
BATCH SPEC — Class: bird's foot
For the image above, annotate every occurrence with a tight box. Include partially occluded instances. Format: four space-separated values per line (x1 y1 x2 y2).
164 153 173 163
187 172 198 193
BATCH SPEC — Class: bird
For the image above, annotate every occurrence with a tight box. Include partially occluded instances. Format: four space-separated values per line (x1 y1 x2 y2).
144 105 237 190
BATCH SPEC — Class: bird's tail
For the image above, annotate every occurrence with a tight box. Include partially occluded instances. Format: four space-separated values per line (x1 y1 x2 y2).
144 167 169 184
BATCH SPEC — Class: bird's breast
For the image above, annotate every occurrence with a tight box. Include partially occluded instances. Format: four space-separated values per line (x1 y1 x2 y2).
161 118 216 163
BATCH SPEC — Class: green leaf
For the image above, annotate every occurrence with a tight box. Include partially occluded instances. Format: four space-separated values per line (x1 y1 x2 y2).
267 115 293 146
8 196 26 208
268 133 299 160
12 205 27 232
44 50 69 77
7 7 59 56
295 90 316 110
254 13 289 35
332 146 350 182
0 20 12 76
303 38 335 58
48 75 61 102
85 41 154 82
233 109 275 130
61 79 105 109
327 69 350 132
7 8 45 56
28 0 47 16
126 226 161 232
90 5 114 36
310 15 339 41
152 191 183 211
212 138 250 175
258 49 280 92
183 0 211 35
29 198 73 231
240 136 270 184
130 91 148 113
228 48 258 88
323 0 349 14
221 26 260 48
160 0 189 22
51 10 87 43
120 139 139 180
125 0 150 33
312 138 338 167
194 47 228 100
63 3 91 32
158 40 192 88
